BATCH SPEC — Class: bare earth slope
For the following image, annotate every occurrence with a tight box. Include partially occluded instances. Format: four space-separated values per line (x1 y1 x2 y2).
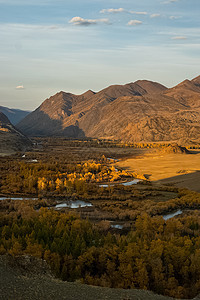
17 77 200 143
0 255 188 300
0 112 32 155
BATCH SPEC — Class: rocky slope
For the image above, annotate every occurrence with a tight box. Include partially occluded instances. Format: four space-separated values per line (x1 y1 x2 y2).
17 77 200 143
0 112 32 155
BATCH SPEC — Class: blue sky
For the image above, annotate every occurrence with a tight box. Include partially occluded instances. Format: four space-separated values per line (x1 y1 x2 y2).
0 0 200 110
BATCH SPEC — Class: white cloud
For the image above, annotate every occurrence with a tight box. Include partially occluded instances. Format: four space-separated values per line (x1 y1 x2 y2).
100 8 148 15
171 36 187 40
150 14 161 18
0 23 68 32
130 11 148 15
69 17 109 26
0 0 62 5
163 0 179 4
16 85 24 89
100 8 125 14
127 20 142 26
169 16 181 20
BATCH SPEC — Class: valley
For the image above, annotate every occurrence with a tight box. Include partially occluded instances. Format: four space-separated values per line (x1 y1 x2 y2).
1 138 200 299
1 0 199 298
1 75 200 299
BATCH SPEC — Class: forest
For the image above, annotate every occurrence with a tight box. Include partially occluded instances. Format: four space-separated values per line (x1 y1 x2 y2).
1 205 200 298
1 138 200 299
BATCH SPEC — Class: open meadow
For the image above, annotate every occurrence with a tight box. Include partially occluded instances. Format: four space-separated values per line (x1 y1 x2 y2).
116 150 200 192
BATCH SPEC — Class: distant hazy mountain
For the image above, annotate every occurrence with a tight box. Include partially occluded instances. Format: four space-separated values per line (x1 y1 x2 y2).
0 112 32 155
17 76 200 143
0 106 30 125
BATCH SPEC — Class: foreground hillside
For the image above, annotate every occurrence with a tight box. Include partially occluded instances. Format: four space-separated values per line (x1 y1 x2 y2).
0 112 32 155
17 76 200 143
0 255 176 300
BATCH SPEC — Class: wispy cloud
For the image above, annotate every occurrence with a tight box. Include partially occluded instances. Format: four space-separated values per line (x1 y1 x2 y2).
169 15 181 20
100 8 125 14
100 8 148 15
171 36 187 40
0 0 58 5
163 0 179 4
127 20 142 26
130 11 148 15
0 23 68 32
150 14 161 18
69 17 110 26
16 85 24 89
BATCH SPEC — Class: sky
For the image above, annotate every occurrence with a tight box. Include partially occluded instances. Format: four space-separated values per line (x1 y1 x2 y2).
0 0 200 110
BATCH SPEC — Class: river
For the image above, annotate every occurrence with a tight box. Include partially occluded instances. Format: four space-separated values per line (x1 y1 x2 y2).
162 209 183 220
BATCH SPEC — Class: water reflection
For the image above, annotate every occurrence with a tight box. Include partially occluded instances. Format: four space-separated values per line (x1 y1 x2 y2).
162 209 182 221
0 197 38 201
99 179 140 188
55 200 93 209
111 224 123 229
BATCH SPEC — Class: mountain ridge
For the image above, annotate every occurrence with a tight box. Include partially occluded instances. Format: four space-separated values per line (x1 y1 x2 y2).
0 106 30 125
16 77 200 143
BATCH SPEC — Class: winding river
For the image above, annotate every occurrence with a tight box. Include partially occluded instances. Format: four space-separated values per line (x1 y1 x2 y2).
55 200 93 209
162 209 183 220
99 179 140 188
0 197 38 201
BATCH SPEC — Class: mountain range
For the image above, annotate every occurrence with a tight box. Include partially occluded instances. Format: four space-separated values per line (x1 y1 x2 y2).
16 76 200 143
0 106 30 125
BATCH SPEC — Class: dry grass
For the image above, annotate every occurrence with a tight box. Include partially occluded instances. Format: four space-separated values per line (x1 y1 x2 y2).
116 151 200 192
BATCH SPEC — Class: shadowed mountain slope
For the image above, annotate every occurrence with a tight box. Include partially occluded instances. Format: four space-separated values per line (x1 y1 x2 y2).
0 254 184 300
17 77 200 143
0 112 32 155
0 106 30 125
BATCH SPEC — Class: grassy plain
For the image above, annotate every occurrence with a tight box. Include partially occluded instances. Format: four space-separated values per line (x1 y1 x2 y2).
116 150 200 192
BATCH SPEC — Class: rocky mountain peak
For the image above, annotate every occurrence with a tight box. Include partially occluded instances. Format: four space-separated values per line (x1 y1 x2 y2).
16 77 200 143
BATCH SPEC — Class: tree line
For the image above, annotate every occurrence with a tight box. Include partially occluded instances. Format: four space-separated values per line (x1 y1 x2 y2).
1 207 200 299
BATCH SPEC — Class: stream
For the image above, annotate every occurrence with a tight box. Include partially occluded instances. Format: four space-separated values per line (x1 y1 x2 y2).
0 197 38 201
162 209 183 220
55 200 93 209
99 179 140 188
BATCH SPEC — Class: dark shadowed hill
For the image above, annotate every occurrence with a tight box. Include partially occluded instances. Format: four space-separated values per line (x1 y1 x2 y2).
16 91 86 137
0 255 194 300
0 112 32 155
0 106 30 125
17 77 200 143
